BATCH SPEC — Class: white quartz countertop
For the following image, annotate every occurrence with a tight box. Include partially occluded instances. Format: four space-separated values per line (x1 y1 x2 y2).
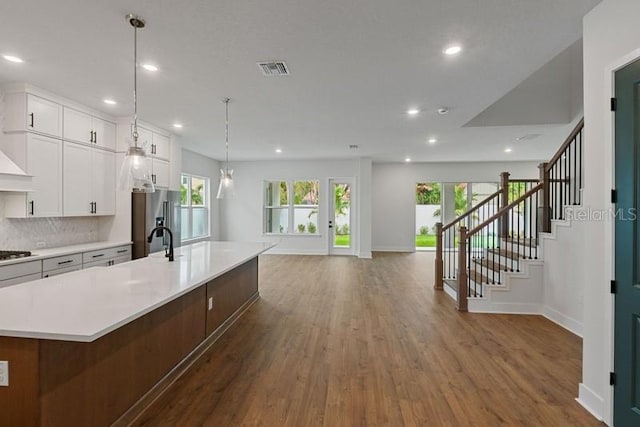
0 241 133 267
0 241 275 342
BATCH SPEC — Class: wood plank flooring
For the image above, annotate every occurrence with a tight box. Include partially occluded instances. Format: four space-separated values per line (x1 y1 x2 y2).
131 252 602 426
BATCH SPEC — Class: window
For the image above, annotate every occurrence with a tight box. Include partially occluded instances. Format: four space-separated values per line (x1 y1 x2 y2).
264 180 319 234
181 174 210 241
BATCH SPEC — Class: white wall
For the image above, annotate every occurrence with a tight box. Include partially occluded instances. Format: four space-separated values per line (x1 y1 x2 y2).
580 0 640 423
219 158 372 256
372 161 540 252
540 213 586 337
182 149 221 241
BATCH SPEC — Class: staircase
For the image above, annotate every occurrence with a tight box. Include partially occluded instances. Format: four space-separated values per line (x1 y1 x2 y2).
435 118 584 313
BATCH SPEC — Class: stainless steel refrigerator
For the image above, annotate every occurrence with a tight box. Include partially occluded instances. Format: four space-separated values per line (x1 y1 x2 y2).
131 190 182 259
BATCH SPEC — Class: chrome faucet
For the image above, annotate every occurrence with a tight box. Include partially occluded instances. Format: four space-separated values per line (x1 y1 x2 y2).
147 226 174 261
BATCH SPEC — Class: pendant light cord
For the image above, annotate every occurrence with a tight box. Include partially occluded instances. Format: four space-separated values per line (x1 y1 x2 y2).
133 24 139 146
224 98 230 174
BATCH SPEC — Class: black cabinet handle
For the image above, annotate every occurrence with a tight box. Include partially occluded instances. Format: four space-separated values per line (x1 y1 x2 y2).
92 254 105 258
94 131 97 144
93 202 97 214
29 200 34 215
152 174 156 185
90 131 94 142
29 113 34 128
57 260 73 265
117 249 128 254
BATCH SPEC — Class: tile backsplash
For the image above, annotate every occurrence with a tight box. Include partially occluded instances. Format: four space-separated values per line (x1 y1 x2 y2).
0 196 98 250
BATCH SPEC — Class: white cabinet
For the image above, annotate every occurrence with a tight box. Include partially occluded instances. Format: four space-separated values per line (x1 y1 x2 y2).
0 260 41 289
2 133 63 218
151 133 170 160
152 159 170 188
82 245 131 268
63 142 115 216
129 124 169 160
63 107 116 151
42 253 83 278
2 93 62 137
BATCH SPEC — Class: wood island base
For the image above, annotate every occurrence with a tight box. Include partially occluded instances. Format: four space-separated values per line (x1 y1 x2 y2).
0 257 258 427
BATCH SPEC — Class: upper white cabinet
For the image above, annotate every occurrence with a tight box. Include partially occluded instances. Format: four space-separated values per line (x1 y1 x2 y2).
129 124 170 160
151 159 170 189
1 133 63 218
3 93 62 138
63 142 115 216
63 107 116 151
151 133 170 160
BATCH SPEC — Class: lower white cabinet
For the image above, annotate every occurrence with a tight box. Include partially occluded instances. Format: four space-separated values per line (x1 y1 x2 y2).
0 261 42 288
82 245 131 268
63 141 115 216
1 133 63 218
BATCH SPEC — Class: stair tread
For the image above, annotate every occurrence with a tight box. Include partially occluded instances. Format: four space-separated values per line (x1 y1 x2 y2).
472 258 510 273
487 248 523 260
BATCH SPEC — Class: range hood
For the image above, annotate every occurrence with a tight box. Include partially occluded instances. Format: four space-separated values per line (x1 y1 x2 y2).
0 150 33 192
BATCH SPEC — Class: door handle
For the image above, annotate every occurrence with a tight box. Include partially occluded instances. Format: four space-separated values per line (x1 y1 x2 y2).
328 221 333 229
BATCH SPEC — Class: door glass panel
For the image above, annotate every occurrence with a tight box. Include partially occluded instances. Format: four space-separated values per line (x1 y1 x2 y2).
333 183 351 247
416 182 441 249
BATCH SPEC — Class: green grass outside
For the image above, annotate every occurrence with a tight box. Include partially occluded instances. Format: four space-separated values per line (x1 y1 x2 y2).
334 234 350 247
416 234 437 247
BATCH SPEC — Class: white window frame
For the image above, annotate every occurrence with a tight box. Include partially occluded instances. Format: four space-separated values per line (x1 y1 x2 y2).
181 173 210 242
263 179 320 236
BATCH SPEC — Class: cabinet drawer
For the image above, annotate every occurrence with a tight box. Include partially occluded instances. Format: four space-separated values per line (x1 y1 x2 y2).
0 272 43 288
43 253 82 272
0 260 42 281
43 264 82 278
83 245 131 264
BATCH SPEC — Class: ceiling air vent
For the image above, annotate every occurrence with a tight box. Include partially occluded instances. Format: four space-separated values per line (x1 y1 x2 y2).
515 134 541 142
257 61 290 76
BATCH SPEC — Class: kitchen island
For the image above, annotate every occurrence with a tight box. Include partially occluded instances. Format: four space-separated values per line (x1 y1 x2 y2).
0 241 274 426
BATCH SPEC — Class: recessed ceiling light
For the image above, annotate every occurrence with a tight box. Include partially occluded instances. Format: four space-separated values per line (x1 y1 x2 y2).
405 157 412 162
3 55 23 63
172 123 183 129
142 63 158 72
407 109 420 116
443 45 462 56
103 99 117 105
275 148 283 153
504 147 513 153
428 138 437 144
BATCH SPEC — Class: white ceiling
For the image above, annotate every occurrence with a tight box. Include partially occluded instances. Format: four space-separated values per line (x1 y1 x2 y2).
0 0 600 163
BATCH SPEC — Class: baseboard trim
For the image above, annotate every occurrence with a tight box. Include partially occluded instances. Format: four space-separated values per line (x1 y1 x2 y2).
443 283 457 301
265 248 327 255
113 292 260 427
577 383 605 422
372 246 414 253
358 251 373 259
542 305 583 337
468 301 542 315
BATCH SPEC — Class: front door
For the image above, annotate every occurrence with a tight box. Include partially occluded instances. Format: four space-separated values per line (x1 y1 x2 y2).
329 179 354 256
614 57 640 426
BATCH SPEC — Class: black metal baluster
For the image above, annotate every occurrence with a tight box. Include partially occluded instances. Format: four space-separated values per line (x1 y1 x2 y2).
516 197 521 272
578 131 583 204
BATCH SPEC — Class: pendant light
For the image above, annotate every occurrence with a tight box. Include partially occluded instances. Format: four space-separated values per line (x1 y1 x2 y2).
118 14 155 193
216 98 235 199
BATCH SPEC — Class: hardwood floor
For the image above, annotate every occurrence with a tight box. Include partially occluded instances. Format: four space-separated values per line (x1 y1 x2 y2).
131 252 602 426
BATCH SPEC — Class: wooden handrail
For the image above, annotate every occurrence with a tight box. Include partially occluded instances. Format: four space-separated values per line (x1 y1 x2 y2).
441 189 502 232
544 118 584 172
509 179 539 183
467 183 543 237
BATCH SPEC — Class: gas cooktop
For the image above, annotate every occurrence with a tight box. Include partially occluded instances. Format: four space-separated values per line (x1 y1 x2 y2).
0 250 32 261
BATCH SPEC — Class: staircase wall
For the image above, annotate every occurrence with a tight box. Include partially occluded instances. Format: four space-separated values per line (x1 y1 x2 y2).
540 210 586 337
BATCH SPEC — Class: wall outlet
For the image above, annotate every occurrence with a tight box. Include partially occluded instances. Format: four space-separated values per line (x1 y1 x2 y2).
36 241 46 249
208 297 213 311
0 361 8 386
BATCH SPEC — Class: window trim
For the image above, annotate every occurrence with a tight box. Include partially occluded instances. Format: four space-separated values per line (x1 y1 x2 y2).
263 179 321 236
181 173 211 242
